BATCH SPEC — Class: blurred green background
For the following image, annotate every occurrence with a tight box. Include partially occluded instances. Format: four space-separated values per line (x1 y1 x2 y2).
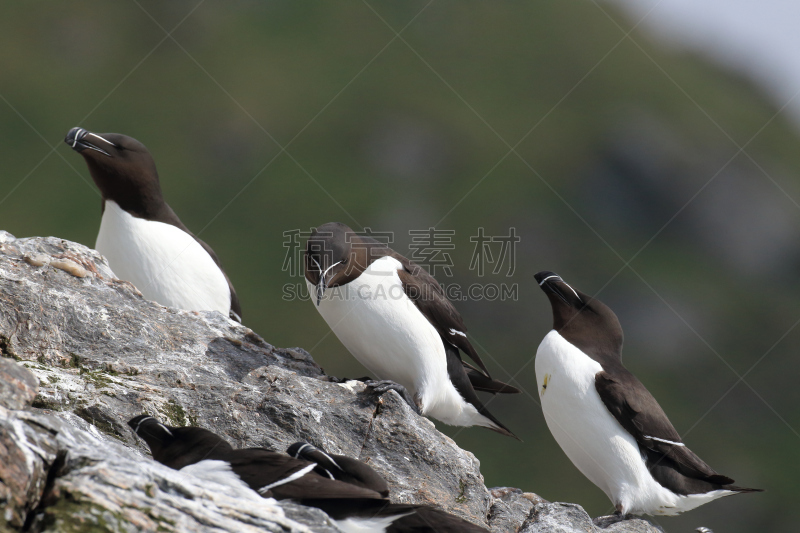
2 2 797 531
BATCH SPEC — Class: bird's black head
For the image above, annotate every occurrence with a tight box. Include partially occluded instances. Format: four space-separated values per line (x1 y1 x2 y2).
534 271 623 361
286 441 315 459
305 222 373 305
65 128 163 218
128 414 178 458
127 415 233 469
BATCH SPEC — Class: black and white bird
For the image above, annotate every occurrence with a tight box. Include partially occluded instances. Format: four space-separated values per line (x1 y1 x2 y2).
533 271 761 516
65 127 242 322
304 222 519 437
128 415 488 532
287 441 390 497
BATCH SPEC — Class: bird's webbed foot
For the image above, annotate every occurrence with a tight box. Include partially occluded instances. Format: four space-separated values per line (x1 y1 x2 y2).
592 509 632 528
330 375 372 384
363 379 422 415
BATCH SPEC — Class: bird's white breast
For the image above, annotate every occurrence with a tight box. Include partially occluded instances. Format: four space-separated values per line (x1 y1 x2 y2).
96 200 230 315
311 256 486 427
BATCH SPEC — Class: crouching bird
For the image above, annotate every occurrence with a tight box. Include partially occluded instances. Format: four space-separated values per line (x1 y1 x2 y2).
65 127 242 322
128 415 488 532
533 271 762 517
304 222 519 438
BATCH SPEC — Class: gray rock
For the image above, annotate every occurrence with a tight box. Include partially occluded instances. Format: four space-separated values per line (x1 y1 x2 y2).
521 502 596 533
0 235 665 532
488 487 548 532
599 516 666 533
0 235 489 530
279 503 341 533
0 405 317 532
519 503 663 533
0 356 38 409
0 230 15 244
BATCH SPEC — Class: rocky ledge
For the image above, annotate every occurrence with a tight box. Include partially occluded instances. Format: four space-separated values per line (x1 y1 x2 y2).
0 231 662 532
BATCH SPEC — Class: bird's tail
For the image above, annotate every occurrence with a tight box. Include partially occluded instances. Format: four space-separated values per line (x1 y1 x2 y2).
463 361 520 394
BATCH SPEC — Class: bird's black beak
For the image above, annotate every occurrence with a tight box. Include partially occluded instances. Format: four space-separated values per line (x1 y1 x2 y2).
65 127 113 157
534 271 583 306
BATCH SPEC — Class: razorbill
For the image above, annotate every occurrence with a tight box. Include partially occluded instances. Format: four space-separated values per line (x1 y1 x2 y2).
128 415 488 532
304 222 519 437
533 271 761 516
65 127 242 322
287 441 390 497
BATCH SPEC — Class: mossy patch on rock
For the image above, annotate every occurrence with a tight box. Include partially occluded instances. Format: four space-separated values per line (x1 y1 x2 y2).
159 399 189 427
37 497 127 533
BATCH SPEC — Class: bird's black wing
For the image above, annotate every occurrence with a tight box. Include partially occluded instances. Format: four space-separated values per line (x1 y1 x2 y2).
395 264 491 378
301 500 490 532
595 369 735 489
226 448 385 500
389 506 490 532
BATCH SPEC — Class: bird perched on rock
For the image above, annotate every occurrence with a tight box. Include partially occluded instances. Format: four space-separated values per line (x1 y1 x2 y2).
304 222 519 437
65 127 242 322
287 441 390 497
533 271 761 516
128 415 488 532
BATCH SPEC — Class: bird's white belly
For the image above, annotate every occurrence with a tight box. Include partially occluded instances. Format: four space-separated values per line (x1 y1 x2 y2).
180 460 261 501
311 257 485 427
96 200 230 315
535 330 683 515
